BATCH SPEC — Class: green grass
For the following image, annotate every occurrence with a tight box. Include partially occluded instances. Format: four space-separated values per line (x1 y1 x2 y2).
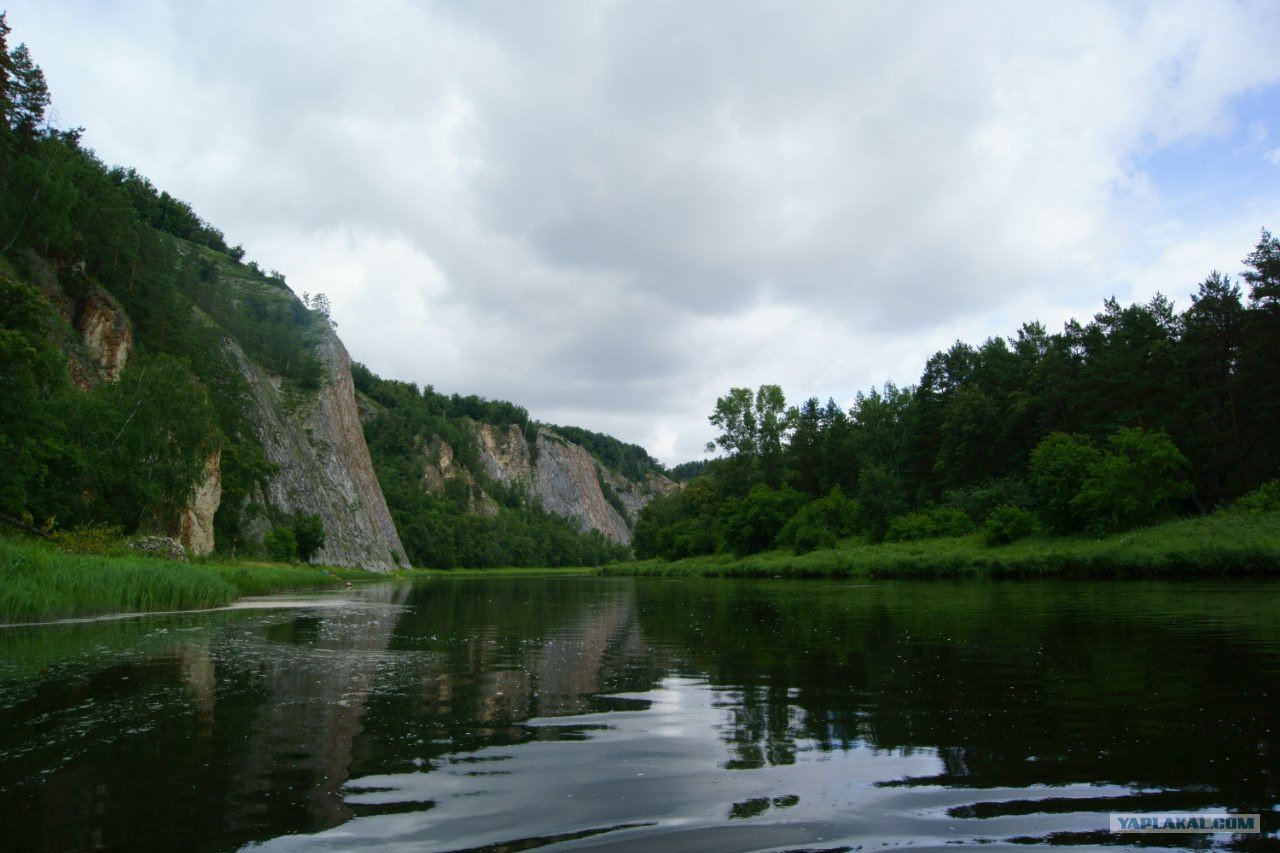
0 536 239 623
601 510 1280 580
0 534 604 624
203 559 383 595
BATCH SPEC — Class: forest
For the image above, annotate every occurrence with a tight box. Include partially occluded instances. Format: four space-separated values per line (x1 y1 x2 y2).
635 239 1280 560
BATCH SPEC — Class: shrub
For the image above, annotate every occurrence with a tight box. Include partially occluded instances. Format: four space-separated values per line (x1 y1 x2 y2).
264 526 298 562
292 513 325 562
717 485 807 557
1028 433 1102 533
1070 428 1192 533
983 504 1038 546
49 523 126 555
884 506 975 543
1236 479 1280 514
777 486 859 554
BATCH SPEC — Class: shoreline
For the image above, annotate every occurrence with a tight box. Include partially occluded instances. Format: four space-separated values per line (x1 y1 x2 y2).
600 511 1280 580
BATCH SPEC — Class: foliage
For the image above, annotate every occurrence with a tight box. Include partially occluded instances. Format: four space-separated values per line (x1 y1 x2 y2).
707 385 792 488
668 459 709 482
606 509 1280 581
855 464 908 543
1028 433 1104 533
1071 428 1192 533
68 353 222 531
1234 479 1280 514
716 484 806 557
776 486 859 554
292 513 325 562
982 503 1038 546
264 526 298 563
48 523 126 555
884 505 975 543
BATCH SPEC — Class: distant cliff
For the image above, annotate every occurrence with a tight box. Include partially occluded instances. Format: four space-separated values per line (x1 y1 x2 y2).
355 369 677 567
414 421 678 547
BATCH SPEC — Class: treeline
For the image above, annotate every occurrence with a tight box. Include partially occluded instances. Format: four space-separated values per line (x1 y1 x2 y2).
544 424 665 482
353 367 629 568
0 19 328 550
636 233 1280 559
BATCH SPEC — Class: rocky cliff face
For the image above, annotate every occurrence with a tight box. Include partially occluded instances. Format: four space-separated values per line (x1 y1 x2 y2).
229 330 409 570
532 430 632 544
72 286 133 387
420 436 499 518
469 423 676 547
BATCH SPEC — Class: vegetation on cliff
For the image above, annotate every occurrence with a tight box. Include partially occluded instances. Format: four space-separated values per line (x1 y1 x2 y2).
353 366 631 568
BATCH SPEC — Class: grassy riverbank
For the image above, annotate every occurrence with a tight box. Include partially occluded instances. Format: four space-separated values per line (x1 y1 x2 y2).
602 511 1280 580
0 536 396 623
0 534 603 624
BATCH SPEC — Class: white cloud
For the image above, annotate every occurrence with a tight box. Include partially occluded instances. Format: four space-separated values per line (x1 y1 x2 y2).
7 0 1280 463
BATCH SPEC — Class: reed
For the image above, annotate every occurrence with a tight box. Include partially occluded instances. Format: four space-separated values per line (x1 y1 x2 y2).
0 536 238 623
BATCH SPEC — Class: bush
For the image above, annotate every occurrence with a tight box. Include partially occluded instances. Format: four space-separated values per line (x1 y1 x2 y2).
1070 428 1192 533
49 523 126 555
292 513 325 562
983 504 1038 546
1028 433 1102 533
717 485 807 557
264 526 298 562
1236 479 1280 514
943 478 1033 523
777 486 859 554
884 506 975 543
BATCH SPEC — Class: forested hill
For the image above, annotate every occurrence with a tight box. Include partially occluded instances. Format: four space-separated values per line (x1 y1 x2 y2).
635 240 1280 560
0 18 671 568
351 366 676 569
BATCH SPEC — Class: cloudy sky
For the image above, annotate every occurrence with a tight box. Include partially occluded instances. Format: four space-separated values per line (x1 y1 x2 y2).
8 1 1280 463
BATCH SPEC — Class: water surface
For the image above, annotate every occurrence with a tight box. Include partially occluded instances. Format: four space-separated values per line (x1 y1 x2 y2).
1 577 1276 850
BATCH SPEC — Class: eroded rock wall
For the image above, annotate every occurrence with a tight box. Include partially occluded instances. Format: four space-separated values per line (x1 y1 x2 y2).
228 330 409 570
532 430 632 544
468 423 676 547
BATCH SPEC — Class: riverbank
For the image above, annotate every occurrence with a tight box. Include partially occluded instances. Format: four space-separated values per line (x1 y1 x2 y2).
601 510 1280 579
0 536 397 624
0 535 604 624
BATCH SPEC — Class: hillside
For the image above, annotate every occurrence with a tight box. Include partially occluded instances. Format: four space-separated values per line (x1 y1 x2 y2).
0 23 672 569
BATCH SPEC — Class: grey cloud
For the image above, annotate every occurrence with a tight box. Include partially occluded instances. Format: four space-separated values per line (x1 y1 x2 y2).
8 0 1280 463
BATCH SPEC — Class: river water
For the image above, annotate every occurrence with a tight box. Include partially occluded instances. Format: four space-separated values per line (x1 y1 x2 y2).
1 577 1277 851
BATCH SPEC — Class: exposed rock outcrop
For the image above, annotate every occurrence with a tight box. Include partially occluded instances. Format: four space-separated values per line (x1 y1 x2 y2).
420 436 499 518
227 330 409 570
471 423 676 547
74 286 132 385
130 535 188 561
476 423 533 490
177 450 222 557
532 429 632 544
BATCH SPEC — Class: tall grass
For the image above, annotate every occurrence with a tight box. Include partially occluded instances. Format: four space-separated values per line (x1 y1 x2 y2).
0 536 238 623
602 511 1280 580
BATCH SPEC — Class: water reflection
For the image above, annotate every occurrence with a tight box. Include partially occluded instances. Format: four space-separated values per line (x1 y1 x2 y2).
0 578 1277 850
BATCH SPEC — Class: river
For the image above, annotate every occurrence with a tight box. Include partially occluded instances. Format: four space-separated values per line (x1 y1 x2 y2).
1 577 1277 850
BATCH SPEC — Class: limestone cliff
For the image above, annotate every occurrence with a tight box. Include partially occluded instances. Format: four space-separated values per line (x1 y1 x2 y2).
419 436 499 518
228 329 409 570
468 423 676 546
532 429 632 544
72 286 132 387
